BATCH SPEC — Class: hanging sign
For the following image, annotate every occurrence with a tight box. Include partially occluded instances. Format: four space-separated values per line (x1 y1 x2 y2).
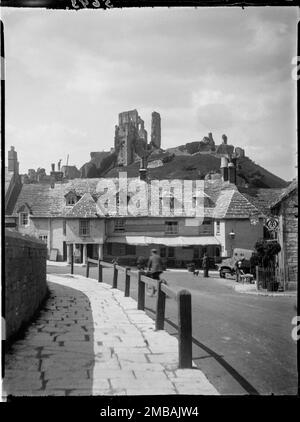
265 217 279 232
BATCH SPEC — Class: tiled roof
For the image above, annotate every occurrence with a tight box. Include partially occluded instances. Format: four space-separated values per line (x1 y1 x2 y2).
12 177 261 220
238 187 285 216
213 190 235 218
12 183 70 217
270 179 298 209
223 190 261 218
65 193 100 218
5 168 14 195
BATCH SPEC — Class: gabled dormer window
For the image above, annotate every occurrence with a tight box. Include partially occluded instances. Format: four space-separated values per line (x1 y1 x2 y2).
17 203 31 227
65 191 78 206
20 212 29 227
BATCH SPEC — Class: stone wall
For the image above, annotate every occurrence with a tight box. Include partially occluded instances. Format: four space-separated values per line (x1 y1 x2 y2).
5 229 48 341
281 189 298 288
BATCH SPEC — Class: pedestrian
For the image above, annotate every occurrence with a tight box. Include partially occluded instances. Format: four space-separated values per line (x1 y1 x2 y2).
235 259 243 283
202 253 209 277
147 249 164 296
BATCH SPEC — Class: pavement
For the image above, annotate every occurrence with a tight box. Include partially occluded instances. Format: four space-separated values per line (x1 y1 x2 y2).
3 273 219 397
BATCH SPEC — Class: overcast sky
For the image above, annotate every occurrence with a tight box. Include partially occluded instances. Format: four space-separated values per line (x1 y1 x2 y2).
1 7 298 180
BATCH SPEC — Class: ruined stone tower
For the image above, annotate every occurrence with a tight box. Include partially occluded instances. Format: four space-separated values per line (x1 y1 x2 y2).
114 109 148 167
151 111 161 149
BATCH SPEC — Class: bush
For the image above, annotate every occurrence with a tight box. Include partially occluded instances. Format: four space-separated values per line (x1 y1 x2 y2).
253 239 281 268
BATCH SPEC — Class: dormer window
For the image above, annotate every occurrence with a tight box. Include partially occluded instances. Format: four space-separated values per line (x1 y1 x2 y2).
17 203 31 227
65 191 78 206
67 196 76 206
20 212 29 227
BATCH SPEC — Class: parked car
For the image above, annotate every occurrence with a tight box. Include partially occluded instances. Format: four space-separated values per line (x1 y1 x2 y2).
217 248 254 279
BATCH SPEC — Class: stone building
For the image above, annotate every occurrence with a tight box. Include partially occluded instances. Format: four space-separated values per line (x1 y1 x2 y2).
5 146 22 221
8 159 266 267
270 179 298 290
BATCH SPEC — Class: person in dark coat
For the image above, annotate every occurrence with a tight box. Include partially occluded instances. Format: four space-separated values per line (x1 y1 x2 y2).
202 253 209 277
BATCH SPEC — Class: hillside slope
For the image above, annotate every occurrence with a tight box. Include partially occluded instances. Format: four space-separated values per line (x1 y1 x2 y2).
104 152 288 188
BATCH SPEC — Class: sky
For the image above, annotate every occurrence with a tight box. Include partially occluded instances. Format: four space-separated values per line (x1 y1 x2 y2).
1 6 298 180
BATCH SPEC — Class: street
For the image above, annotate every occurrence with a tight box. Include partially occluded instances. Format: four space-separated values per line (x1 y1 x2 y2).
47 264 298 395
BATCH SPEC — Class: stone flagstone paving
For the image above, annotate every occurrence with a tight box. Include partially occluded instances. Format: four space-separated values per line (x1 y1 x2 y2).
3 273 219 396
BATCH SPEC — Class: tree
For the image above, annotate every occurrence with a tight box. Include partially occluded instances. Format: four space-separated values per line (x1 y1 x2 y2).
251 239 281 269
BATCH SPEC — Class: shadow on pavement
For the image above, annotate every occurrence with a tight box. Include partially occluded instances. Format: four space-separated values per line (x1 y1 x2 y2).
4 280 95 397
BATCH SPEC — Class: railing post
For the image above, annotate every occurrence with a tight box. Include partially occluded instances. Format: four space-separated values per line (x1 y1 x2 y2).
177 289 192 369
70 244 74 275
137 271 145 310
124 267 131 297
155 280 166 330
86 259 90 278
98 260 103 283
112 263 118 289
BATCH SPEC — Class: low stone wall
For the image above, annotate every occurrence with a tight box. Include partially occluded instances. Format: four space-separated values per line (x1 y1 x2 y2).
5 229 48 341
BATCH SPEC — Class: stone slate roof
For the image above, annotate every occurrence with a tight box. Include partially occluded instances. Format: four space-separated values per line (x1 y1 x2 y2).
270 179 298 209
238 187 285 216
5 168 14 195
12 177 261 219
222 190 261 218
65 193 100 218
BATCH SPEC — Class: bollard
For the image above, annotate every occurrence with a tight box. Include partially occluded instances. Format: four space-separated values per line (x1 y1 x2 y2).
86 259 90 278
112 263 118 289
137 271 145 310
177 289 192 369
124 267 131 297
98 260 103 283
155 280 166 330
70 244 74 275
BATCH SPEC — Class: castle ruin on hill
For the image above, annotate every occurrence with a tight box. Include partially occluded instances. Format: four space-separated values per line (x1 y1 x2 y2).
114 109 161 167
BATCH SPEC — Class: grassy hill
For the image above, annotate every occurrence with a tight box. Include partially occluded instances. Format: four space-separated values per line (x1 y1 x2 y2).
104 152 288 188
81 147 288 189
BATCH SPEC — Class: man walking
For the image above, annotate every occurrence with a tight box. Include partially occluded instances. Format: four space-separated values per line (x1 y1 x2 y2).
147 249 164 296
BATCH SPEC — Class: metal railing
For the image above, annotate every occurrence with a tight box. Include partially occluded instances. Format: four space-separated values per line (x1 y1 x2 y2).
72 257 192 369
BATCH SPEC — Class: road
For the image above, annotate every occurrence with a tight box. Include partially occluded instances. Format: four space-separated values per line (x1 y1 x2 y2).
47 263 298 395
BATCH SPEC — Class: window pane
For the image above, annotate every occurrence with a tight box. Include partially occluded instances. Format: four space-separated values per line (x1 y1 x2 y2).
168 247 175 258
20 212 28 226
114 219 126 232
165 221 178 234
79 220 90 236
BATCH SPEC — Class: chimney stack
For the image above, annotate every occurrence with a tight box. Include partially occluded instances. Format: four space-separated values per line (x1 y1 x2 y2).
228 161 236 184
220 156 228 182
8 146 19 174
51 163 55 172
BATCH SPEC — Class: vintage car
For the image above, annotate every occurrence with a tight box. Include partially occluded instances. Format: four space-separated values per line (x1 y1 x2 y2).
217 248 254 278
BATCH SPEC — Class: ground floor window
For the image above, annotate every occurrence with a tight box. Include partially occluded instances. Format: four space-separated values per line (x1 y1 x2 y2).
39 235 48 244
126 244 136 255
160 247 166 258
168 247 175 258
